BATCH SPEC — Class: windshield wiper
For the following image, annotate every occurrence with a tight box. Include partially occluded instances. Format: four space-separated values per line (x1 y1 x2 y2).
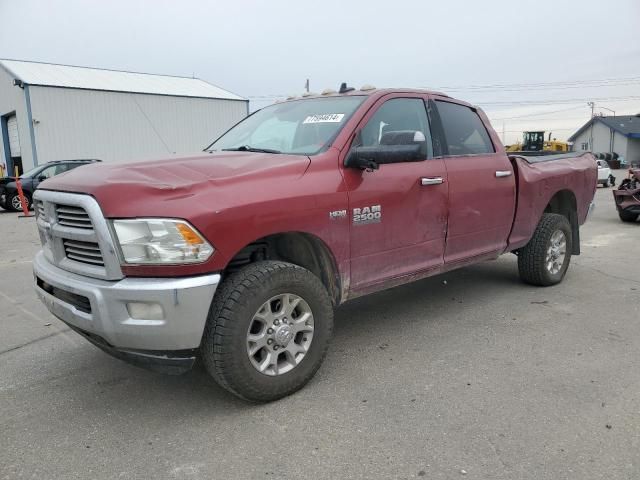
222 145 281 154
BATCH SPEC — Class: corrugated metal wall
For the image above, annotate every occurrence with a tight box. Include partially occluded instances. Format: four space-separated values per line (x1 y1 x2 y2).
0 66 33 171
28 86 247 163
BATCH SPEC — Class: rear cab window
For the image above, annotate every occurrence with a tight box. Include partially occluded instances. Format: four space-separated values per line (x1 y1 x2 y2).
434 100 495 156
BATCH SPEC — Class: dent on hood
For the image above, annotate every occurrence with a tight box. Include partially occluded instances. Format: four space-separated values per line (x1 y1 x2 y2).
41 152 311 196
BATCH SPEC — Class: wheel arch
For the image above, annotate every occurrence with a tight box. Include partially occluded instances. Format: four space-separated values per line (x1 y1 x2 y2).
544 189 580 255
223 231 343 306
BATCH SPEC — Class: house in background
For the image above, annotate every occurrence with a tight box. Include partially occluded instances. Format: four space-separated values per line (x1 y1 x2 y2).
568 114 640 166
0 59 248 175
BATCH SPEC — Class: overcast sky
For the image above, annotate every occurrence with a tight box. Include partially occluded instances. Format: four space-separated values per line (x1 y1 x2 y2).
1 0 639 143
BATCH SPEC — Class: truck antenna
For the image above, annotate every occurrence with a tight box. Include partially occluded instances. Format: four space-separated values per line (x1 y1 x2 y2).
339 82 355 94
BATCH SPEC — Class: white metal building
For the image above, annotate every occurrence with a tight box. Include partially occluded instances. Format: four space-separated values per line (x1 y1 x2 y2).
568 114 640 165
0 59 248 175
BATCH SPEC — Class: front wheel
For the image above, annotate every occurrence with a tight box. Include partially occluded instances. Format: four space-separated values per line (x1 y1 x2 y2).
518 213 573 286
7 193 31 212
201 261 333 402
619 209 638 223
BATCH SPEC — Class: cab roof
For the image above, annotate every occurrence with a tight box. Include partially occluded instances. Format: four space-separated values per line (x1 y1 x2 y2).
277 86 479 109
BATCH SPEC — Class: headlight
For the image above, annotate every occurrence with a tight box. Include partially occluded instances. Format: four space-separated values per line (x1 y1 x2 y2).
112 219 214 265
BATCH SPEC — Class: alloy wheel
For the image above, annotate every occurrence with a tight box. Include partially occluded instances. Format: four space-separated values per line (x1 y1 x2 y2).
246 293 314 376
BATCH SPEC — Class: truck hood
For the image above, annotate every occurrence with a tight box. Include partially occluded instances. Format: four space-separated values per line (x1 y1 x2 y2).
40 152 311 216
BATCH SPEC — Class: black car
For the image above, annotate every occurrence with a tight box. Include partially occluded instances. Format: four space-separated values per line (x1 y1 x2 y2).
0 159 101 211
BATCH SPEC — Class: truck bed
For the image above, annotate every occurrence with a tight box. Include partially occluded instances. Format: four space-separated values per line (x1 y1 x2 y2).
507 152 597 252
508 152 592 163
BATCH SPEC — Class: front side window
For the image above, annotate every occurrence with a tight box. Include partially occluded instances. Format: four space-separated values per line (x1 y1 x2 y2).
55 163 76 174
435 101 495 155
356 98 432 160
37 165 57 179
207 96 366 156
20 165 46 179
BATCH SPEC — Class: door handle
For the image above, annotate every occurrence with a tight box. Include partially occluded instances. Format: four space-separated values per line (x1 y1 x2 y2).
495 170 513 178
421 177 444 186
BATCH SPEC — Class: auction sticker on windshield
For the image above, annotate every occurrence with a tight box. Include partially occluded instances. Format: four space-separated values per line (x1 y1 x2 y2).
303 114 345 124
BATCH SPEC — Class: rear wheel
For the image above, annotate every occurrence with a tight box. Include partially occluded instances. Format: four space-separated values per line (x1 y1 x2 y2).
201 261 333 402
7 193 31 212
518 213 573 286
618 209 638 223
602 177 610 188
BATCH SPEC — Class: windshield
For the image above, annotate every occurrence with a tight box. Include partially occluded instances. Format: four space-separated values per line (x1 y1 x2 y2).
206 96 366 155
19 165 45 179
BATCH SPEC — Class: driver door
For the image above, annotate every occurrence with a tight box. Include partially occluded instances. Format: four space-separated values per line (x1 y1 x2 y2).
341 96 449 292
32 164 61 189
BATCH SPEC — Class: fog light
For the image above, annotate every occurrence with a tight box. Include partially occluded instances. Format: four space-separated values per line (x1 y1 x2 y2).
126 302 164 320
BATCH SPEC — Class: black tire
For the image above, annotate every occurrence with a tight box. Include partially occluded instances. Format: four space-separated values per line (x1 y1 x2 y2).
518 213 573 286
7 193 31 212
603 177 610 188
201 261 333 402
618 210 638 223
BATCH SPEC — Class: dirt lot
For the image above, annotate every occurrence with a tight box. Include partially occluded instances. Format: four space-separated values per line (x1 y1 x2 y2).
1 172 638 480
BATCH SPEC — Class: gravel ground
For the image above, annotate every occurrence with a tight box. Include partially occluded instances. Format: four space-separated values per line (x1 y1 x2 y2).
1 171 638 480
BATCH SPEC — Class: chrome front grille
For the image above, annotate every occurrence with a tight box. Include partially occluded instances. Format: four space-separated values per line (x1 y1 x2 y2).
55 205 93 229
63 239 105 266
33 190 123 280
35 200 47 219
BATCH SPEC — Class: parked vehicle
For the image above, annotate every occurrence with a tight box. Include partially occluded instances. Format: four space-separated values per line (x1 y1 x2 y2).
596 159 615 187
32 86 597 402
0 159 100 211
613 168 640 222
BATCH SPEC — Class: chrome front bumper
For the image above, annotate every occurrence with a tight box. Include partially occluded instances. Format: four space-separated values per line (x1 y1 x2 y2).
33 251 220 352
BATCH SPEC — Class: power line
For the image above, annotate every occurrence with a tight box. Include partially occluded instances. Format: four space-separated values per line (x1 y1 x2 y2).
478 95 640 106
492 116 592 125
247 75 640 100
419 77 640 93
490 105 586 121
502 127 576 133
420 75 640 89
247 95 640 108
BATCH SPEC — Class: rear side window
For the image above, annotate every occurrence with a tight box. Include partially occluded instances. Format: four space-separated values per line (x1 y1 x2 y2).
61 163 83 173
435 101 495 155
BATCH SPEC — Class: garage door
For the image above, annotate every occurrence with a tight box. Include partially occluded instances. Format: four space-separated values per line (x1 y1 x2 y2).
7 115 21 157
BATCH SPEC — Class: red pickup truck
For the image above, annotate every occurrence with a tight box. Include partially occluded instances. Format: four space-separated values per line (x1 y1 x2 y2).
33 86 596 401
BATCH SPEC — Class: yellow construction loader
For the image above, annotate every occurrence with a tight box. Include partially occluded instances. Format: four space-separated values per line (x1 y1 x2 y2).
506 131 569 153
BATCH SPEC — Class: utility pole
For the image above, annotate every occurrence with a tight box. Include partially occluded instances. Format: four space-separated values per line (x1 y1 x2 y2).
587 102 595 151
599 106 616 117
596 106 616 154
304 79 310 93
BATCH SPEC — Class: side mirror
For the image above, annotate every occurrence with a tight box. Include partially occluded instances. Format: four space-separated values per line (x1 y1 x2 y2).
37 175 47 182
345 130 426 170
